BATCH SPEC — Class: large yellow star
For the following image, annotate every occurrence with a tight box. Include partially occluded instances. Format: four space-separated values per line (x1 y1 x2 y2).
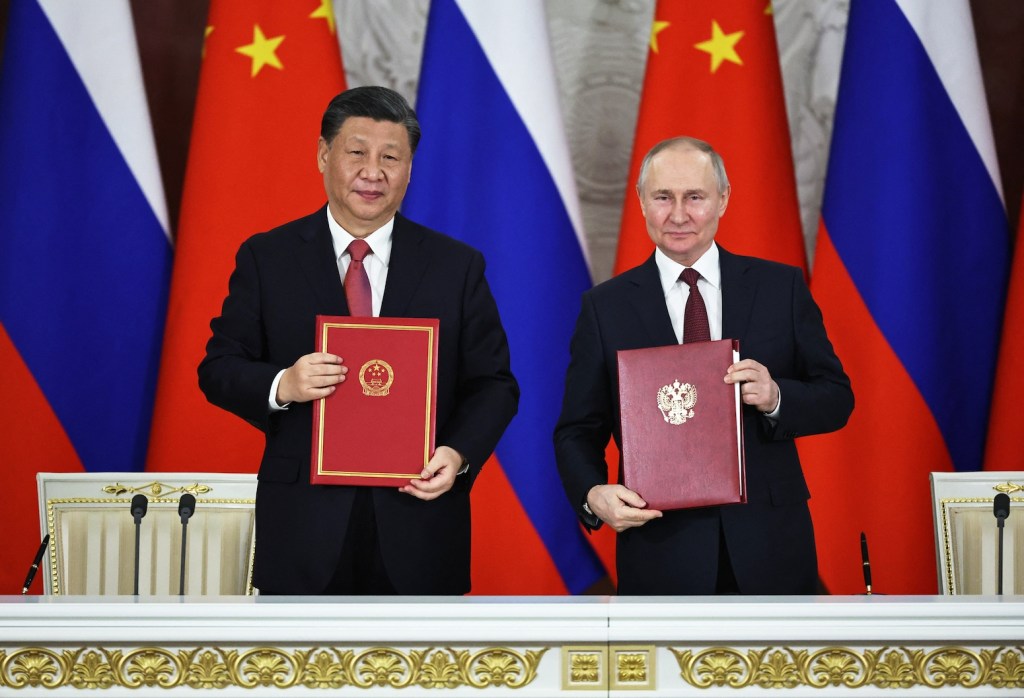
235 24 285 77
649 19 670 54
310 0 336 35
694 20 744 73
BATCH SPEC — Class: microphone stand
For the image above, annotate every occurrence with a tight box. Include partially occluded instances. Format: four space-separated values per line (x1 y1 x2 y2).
178 494 196 596
997 518 1004 596
994 493 1010 596
130 494 148 596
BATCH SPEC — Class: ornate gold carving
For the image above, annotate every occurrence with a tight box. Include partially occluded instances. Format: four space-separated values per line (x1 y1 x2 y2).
0 645 546 691
571 653 600 683
101 481 214 498
68 649 117 689
561 645 606 690
611 645 655 690
1 648 67 689
670 645 1024 690
993 481 1024 494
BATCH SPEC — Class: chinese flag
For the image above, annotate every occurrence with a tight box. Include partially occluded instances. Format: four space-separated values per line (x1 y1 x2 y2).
146 1 346 473
984 194 1024 472
614 0 805 275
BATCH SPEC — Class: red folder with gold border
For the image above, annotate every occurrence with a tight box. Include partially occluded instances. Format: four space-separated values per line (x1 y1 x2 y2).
617 339 746 510
311 316 439 486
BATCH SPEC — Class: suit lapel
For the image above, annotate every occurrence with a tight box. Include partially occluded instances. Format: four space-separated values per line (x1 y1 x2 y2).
719 246 756 341
296 205 347 315
627 254 678 346
380 213 431 317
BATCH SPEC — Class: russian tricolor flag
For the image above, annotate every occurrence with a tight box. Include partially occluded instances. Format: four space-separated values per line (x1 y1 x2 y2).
0 0 171 592
403 0 607 593
801 0 1008 594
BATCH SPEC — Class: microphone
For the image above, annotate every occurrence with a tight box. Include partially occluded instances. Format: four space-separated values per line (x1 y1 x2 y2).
860 531 873 595
130 494 148 595
131 493 148 524
178 493 196 524
177 494 197 595
994 493 1010 595
21 534 50 594
994 493 1010 523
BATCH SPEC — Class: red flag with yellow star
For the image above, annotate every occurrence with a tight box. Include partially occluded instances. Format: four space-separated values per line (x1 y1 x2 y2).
614 1 805 274
146 1 346 473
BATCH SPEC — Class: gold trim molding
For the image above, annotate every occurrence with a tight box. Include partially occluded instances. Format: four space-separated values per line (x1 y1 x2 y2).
100 481 216 498
0 646 546 691
993 481 1024 495
669 645 1024 690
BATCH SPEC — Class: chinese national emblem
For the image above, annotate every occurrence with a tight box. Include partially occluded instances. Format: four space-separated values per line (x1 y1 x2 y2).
359 359 394 397
657 380 697 425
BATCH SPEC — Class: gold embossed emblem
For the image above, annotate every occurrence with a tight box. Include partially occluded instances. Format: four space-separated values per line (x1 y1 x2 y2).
657 380 697 425
358 359 394 397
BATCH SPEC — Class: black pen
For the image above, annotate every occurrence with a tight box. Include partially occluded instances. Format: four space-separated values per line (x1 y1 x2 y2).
21 534 50 594
860 531 873 595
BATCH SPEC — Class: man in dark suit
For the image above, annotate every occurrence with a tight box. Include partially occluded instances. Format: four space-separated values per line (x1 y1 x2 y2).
554 137 853 595
199 86 519 595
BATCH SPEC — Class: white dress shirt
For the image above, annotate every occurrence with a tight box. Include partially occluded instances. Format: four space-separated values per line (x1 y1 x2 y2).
268 211 396 411
653 242 779 418
654 243 723 344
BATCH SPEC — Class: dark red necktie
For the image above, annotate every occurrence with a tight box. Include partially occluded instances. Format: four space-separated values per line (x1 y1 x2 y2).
680 267 711 344
344 239 373 317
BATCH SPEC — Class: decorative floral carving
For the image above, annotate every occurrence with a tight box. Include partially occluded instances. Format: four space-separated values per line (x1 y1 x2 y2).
120 648 180 688
183 649 232 689
237 648 295 688
570 652 600 683
867 648 915 688
616 652 647 682
4 649 64 689
671 645 1024 690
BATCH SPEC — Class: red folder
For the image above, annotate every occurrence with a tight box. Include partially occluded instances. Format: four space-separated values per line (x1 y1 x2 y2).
311 316 439 486
617 339 746 510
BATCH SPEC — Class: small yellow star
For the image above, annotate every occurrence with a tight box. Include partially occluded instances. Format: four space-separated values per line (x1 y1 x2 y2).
310 0 336 35
765 2 773 15
202 25 214 58
235 24 285 77
694 20 744 73
649 19 670 54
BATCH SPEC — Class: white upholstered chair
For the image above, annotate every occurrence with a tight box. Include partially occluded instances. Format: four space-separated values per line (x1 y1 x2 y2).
36 472 256 596
930 471 1023 594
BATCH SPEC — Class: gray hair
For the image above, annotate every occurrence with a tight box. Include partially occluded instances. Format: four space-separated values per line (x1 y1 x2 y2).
636 136 729 194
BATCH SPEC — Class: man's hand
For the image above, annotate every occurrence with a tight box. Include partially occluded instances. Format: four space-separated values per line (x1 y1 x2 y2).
400 445 463 501
276 352 347 404
587 484 662 532
725 359 779 413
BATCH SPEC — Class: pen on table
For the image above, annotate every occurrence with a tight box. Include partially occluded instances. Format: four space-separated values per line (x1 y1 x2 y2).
860 531 873 595
21 534 50 594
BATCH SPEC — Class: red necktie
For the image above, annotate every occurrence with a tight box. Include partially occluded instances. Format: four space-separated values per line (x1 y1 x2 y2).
345 239 373 317
680 267 711 344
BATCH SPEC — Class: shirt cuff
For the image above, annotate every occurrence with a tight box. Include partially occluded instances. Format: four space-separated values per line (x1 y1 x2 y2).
761 389 781 419
268 369 290 412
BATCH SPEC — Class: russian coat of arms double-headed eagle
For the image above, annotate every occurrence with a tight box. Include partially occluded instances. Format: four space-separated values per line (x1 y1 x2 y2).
657 380 697 425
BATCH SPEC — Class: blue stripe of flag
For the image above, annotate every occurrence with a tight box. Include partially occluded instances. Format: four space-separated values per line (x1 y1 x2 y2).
0 0 171 473
822 0 1008 472
403 0 605 592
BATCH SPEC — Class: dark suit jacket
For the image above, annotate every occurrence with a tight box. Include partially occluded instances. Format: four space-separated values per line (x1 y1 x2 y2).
554 247 853 594
199 207 519 594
